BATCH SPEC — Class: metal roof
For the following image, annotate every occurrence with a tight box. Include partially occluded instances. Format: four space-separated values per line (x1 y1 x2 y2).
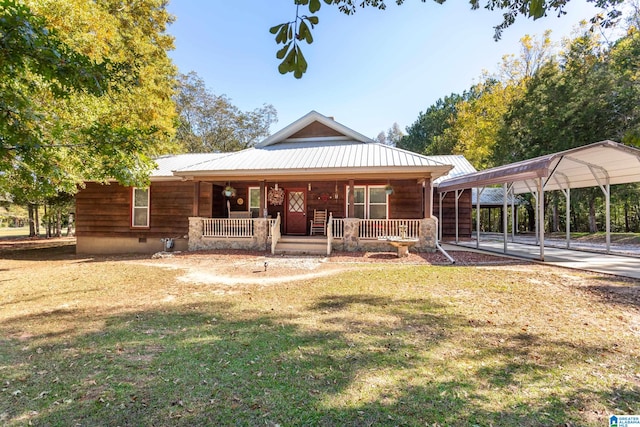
151 153 228 179
472 188 524 206
173 139 453 180
257 110 373 147
437 140 640 194
428 155 477 184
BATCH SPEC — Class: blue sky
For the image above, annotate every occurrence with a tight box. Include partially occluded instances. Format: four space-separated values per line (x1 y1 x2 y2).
166 0 603 139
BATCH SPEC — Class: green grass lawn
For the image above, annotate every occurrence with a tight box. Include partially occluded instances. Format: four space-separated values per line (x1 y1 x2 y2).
0 250 638 426
0 226 29 238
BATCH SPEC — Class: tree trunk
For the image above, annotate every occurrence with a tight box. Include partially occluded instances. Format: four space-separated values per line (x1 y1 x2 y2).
552 194 559 232
35 204 40 236
526 204 535 232
624 200 630 233
28 204 36 237
56 210 62 237
67 213 74 236
44 203 50 238
588 196 598 233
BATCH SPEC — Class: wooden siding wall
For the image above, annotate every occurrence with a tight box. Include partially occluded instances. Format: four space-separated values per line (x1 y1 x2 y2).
198 182 213 217
433 189 472 239
77 180 471 240
289 122 343 139
76 181 196 238
388 179 422 219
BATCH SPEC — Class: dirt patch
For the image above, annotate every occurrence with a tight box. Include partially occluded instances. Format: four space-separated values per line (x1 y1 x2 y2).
125 248 518 286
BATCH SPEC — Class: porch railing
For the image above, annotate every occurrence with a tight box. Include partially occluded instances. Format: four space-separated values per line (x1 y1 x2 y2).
203 218 254 238
359 219 420 239
326 213 334 255
268 217 277 238
271 212 281 254
331 218 345 239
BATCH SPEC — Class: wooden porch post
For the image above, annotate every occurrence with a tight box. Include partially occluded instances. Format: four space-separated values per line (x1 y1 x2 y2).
348 179 355 218
423 177 432 219
260 181 266 217
193 181 200 216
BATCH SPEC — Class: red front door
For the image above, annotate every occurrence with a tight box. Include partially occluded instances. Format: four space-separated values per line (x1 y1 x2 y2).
285 188 307 235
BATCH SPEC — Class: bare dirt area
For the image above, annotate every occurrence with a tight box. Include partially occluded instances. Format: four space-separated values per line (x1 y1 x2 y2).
129 248 515 286
0 237 515 286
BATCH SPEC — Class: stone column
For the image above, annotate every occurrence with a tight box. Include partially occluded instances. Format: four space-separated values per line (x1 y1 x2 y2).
253 218 268 251
188 217 204 251
418 217 437 252
343 218 360 251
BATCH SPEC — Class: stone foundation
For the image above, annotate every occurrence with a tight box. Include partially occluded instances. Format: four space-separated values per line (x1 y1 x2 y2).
188 217 438 254
332 217 437 253
188 217 269 251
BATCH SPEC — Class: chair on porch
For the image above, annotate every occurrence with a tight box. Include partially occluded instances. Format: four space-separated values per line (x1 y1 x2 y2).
309 209 327 235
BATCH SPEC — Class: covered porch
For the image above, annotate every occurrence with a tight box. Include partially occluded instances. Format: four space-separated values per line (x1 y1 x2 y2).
185 178 439 255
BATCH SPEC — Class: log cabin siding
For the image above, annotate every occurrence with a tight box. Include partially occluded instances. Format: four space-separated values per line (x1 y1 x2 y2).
76 181 196 238
433 189 472 239
289 121 343 139
76 179 471 241
388 180 423 219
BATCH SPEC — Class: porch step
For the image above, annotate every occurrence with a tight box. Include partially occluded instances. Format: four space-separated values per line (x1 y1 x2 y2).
274 236 328 255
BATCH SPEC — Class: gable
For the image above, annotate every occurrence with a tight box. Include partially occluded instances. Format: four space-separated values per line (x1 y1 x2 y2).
288 121 345 139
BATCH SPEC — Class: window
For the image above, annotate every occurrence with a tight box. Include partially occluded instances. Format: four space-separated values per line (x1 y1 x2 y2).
248 187 262 217
347 185 388 219
132 188 149 227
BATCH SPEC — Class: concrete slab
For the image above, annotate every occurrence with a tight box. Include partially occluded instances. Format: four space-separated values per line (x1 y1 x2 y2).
444 241 640 280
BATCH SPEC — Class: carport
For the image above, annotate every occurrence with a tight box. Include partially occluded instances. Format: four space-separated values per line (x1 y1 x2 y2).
437 140 640 261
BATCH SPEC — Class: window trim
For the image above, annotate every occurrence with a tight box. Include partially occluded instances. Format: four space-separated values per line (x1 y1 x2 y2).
131 187 150 228
346 185 388 219
248 186 267 217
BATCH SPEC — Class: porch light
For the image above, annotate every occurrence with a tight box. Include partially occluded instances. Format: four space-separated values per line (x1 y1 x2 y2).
308 183 312 191
334 183 339 199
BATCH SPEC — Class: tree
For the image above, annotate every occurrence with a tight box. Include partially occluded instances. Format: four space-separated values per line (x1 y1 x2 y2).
374 131 387 144
398 92 467 155
386 123 404 147
175 72 278 152
1 0 178 235
446 80 523 169
272 0 625 78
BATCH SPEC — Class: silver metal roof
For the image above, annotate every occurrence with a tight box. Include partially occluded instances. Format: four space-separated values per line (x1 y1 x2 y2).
428 155 477 184
151 153 228 178
174 140 453 180
257 110 373 147
438 140 640 194
472 188 524 206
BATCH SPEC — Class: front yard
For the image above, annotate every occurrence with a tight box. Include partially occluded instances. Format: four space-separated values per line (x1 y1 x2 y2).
0 244 639 426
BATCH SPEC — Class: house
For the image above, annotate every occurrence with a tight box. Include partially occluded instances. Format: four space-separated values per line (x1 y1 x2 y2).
75 111 474 255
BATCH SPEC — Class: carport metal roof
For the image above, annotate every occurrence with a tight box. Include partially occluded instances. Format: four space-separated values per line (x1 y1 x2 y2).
437 140 640 194
435 140 640 261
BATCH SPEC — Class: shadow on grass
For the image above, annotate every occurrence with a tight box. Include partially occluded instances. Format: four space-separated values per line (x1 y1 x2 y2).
583 280 640 310
2 292 636 426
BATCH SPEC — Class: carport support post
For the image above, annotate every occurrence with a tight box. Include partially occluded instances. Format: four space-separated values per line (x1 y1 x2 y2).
606 183 611 253
511 186 516 242
476 187 483 249
503 183 508 254
566 187 571 249
455 190 462 244
537 178 545 261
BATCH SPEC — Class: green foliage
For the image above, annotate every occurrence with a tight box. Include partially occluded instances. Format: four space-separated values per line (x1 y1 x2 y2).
0 0 178 205
175 72 278 152
398 92 471 155
271 1 330 78
274 0 625 77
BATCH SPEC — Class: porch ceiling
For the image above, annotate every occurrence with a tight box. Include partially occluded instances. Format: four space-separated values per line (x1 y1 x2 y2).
437 140 640 193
